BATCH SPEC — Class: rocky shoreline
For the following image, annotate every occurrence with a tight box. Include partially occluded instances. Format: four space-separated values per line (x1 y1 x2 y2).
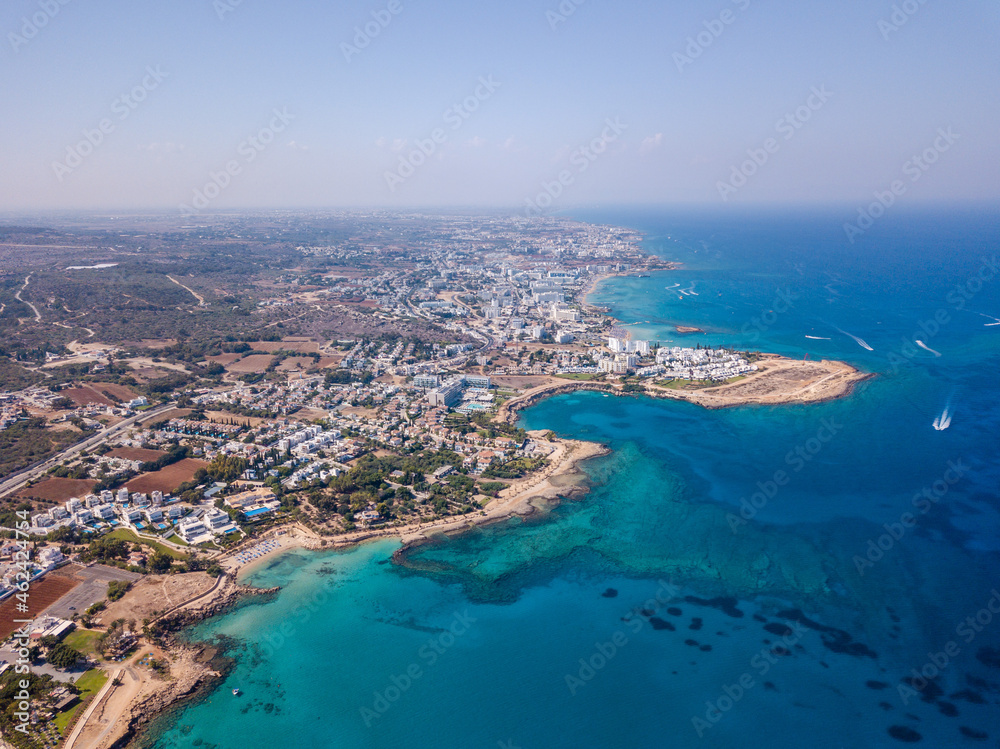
495 356 872 425
107 578 279 748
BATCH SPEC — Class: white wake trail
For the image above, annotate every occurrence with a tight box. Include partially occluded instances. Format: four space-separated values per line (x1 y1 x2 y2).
915 340 942 357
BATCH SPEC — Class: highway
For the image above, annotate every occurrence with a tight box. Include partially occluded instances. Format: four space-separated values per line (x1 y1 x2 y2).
0 403 174 500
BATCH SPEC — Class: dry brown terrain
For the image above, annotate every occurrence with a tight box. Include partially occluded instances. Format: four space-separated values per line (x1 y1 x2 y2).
276 356 318 372
225 354 274 373
490 374 563 390
250 338 321 353
125 459 208 494
659 356 870 408
146 407 192 422
204 410 269 427
496 356 870 423
98 572 215 624
107 447 167 463
62 382 139 407
0 568 80 639
16 477 96 502
204 353 243 366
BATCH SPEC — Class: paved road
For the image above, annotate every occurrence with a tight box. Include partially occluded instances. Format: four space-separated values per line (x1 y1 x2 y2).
0 404 173 500
62 667 124 749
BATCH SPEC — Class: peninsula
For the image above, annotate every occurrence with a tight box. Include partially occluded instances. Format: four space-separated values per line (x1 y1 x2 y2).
0 211 870 748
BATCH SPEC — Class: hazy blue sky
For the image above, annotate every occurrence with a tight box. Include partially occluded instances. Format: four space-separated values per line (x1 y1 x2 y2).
1 0 998 211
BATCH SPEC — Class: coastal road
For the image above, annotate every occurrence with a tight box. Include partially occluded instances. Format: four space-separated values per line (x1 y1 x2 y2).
62 668 124 749
0 404 174 500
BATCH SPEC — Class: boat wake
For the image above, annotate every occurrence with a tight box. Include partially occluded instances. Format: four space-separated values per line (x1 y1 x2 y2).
834 327 874 351
974 312 1000 327
805 335 832 340
915 339 942 357
932 407 952 431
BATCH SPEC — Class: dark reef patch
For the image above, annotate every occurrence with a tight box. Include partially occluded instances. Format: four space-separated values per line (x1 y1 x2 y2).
937 701 958 717
951 689 985 704
887 725 922 742
959 726 988 741
764 623 794 637
601 588 618 598
976 646 1000 670
649 617 675 631
685 596 743 618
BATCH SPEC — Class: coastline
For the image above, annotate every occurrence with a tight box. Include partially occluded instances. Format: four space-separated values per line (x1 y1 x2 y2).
101 235 873 748
98 353 870 746
496 355 872 425
91 433 609 747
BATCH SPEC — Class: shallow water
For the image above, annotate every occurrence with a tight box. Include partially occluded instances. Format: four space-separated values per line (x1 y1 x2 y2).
146 207 1000 748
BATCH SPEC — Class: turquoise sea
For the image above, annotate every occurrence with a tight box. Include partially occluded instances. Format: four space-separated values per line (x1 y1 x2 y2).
144 207 1000 748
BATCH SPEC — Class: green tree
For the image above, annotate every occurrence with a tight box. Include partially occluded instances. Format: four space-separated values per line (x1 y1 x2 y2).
47 643 83 670
148 551 174 573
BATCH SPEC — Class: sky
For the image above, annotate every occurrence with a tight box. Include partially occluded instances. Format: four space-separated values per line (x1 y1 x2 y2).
1 0 998 212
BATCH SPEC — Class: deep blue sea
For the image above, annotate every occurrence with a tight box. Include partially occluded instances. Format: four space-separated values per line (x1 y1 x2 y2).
144 206 1000 749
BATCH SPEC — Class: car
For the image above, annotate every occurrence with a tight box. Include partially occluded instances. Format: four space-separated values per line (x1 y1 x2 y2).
68 606 76 610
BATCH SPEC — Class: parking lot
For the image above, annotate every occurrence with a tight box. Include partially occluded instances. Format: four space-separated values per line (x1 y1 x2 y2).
43 564 142 620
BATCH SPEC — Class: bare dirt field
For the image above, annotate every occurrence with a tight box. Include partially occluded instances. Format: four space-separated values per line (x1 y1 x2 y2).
204 410 269 427
16 477 96 503
225 354 274 373
491 375 563 390
62 385 117 407
107 447 167 463
125 459 207 494
205 353 242 366
0 567 80 639
146 408 192 422
276 356 318 372
251 339 321 354
93 383 141 401
98 572 214 623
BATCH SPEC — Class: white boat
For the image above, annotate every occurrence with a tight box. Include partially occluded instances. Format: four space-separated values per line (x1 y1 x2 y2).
233 688 241 696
